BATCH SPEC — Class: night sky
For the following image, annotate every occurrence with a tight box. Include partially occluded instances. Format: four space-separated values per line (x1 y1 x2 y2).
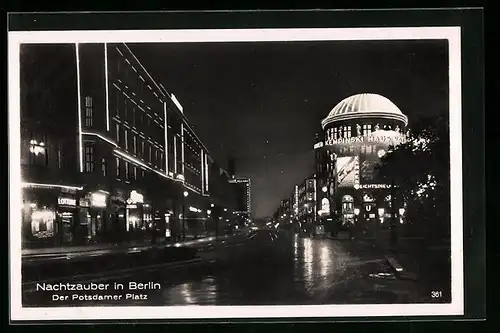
129 40 449 218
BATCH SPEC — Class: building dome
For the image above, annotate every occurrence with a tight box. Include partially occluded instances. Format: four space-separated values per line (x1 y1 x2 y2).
321 93 408 129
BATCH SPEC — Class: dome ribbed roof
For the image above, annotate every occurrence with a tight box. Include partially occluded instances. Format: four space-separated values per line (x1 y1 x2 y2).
321 93 408 129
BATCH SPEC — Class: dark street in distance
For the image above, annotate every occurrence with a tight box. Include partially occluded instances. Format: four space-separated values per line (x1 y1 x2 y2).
23 229 451 307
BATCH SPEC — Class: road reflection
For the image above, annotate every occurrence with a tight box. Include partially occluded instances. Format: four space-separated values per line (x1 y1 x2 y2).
155 232 361 305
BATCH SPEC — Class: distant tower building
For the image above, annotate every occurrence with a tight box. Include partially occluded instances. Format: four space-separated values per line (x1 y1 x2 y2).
228 177 252 224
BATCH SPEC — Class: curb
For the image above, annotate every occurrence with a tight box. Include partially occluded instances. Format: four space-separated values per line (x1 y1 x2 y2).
22 235 243 262
385 255 418 281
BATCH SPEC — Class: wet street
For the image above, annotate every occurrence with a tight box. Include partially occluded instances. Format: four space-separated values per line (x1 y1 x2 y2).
23 230 447 306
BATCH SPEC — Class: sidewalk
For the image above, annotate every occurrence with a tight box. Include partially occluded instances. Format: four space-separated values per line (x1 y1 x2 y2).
327 235 451 281
22 233 245 262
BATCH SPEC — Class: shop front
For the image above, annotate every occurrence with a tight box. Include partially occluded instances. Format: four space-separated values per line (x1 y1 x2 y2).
77 190 111 244
21 186 80 248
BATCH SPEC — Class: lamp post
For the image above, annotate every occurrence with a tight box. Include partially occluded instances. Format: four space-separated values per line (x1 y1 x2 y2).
182 190 188 241
354 208 360 239
390 180 398 248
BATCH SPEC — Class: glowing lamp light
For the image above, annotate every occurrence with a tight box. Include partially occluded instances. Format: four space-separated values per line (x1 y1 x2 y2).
378 208 385 217
354 208 360 216
207 210 211 215
183 191 189 197
224 208 228 212
399 208 405 216
322 186 328 193
210 204 215 208
377 149 387 158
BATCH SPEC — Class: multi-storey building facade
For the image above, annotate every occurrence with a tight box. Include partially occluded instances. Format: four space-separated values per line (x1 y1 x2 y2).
297 176 317 233
20 43 234 248
319 93 408 236
228 177 252 225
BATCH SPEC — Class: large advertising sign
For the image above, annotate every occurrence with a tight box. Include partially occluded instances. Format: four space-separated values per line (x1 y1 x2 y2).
359 153 381 184
336 156 359 187
328 130 407 186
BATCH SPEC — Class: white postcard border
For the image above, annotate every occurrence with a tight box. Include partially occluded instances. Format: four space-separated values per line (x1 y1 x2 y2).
8 27 463 321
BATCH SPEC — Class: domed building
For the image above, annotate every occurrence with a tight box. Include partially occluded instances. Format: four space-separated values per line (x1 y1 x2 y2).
314 93 409 237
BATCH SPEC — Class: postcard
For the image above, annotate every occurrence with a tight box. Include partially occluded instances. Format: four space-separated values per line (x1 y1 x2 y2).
9 17 467 322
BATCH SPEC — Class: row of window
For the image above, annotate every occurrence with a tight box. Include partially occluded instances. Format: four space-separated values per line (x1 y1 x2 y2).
326 123 402 140
112 85 165 142
83 143 147 182
111 47 164 121
114 123 165 171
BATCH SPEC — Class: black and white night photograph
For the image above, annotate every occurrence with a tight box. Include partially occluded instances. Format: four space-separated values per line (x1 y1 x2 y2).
8 21 470 321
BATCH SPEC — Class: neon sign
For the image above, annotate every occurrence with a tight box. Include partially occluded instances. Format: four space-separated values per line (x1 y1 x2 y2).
58 197 76 206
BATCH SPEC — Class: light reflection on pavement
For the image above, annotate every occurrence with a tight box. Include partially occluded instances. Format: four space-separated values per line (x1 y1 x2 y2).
23 230 445 306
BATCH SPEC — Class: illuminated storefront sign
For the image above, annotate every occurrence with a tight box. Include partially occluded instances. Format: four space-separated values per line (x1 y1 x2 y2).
90 192 107 207
313 141 324 149
79 198 89 207
58 197 77 206
127 190 144 204
354 184 392 189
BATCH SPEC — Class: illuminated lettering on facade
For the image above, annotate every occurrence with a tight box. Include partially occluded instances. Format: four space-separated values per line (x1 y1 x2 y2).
325 134 407 146
354 184 393 189
58 197 77 206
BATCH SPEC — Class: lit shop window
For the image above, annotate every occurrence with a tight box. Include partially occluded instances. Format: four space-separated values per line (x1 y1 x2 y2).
149 145 152 164
31 209 56 239
160 152 164 171
84 96 93 127
133 166 137 180
116 157 121 179
125 161 130 181
124 130 128 150
333 127 338 139
141 141 145 159
133 136 137 155
83 143 95 173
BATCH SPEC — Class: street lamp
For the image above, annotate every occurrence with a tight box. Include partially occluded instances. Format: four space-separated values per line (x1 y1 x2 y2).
181 190 188 240
322 186 327 193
